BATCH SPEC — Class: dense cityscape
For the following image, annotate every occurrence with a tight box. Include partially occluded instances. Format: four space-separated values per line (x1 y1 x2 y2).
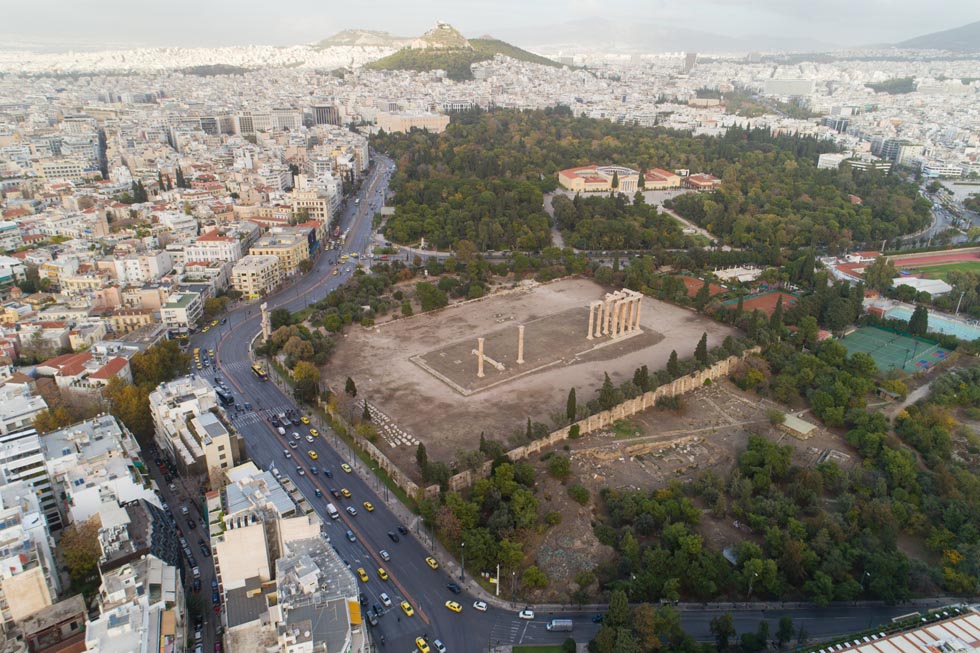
0 7 979 653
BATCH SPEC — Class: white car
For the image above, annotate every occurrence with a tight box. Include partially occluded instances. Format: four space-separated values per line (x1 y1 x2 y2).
433 640 447 653
380 592 392 607
379 550 391 561
518 609 534 620
473 600 488 612
306 435 314 443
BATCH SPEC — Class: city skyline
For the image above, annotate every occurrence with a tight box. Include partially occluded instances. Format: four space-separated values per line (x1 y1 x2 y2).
2 0 979 51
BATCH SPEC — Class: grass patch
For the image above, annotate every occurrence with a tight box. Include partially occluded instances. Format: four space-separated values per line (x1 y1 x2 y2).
899 260 980 280
612 419 642 439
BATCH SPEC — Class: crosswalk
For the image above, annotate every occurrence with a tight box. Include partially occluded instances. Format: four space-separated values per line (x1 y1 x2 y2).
490 620 524 645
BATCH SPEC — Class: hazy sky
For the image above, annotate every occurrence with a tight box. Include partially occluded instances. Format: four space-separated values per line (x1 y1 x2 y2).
3 0 979 49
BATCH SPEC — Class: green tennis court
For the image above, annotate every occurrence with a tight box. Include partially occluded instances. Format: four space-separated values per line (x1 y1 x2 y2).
841 326 950 374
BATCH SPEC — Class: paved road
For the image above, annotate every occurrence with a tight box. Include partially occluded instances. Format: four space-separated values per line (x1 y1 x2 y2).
183 155 946 652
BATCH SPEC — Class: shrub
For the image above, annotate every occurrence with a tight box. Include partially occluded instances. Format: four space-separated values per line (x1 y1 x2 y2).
568 484 590 505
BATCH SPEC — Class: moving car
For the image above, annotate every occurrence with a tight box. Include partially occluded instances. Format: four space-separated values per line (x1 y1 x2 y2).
308 450 318 460
380 592 392 607
309 428 319 437
363 501 374 512
518 609 535 620
300 416 310 424
346 506 358 516
356 568 368 582
400 601 414 617
425 556 439 569
446 582 461 594
341 463 352 473
433 640 446 653
379 549 390 561
340 488 351 498
473 600 488 612
445 600 462 613
377 567 388 581
415 638 430 653
346 530 356 542
387 531 400 543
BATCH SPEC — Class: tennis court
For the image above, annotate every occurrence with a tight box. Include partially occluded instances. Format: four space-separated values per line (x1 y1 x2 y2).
840 326 950 374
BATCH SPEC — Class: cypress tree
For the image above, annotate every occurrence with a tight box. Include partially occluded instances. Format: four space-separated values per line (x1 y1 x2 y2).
695 332 708 366
566 388 577 421
667 350 680 377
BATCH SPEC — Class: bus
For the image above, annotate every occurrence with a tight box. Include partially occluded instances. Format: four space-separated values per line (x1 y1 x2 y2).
215 388 235 406
251 364 268 381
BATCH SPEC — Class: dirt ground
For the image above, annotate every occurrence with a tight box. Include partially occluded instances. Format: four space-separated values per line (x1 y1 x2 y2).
322 277 736 475
523 380 863 595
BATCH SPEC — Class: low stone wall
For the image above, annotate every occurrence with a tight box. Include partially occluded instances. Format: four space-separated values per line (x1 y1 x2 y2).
320 401 432 501
446 348 761 492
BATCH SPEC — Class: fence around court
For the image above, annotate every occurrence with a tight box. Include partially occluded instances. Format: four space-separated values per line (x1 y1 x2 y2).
841 326 948 373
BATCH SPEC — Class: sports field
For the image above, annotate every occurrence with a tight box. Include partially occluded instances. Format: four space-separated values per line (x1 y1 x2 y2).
840 326 950 374
897 259 980 281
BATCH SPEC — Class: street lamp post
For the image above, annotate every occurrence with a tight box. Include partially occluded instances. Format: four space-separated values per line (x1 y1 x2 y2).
460 542 465 583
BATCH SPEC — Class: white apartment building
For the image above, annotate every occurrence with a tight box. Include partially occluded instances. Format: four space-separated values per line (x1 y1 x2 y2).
41 415 157 525
273 537 364 653
0 482 61 626
160 292 203 334
208 462 357 652
36 159 87 182
149 376 242 483
232 254 282 298
0 428 61 532
0 224 24 253
84 554 185 653
817 152 847 170
0 384 48 436
184 229 244 264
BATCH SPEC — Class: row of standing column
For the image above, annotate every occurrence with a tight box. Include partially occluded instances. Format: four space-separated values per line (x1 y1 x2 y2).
587 295 642 339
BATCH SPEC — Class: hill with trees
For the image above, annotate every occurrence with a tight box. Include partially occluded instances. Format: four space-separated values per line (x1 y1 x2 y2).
364 23 562 81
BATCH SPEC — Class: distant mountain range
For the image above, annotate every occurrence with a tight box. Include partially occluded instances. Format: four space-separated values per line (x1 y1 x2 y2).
490 18 837 54
355 22 561 80
895 19 980 52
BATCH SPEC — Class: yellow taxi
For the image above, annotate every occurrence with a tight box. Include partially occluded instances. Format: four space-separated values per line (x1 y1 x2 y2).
415 638 429 653
445 601 462 613
341 464 352 473
356 568 368 582
400 601 414 617
332 269 338 276
377 567 388 581
309 428 319 437
363 501 374 512
300 416 310 425
202 326 209 333
308 451 318 460
341 488 351 498
425 557 439 570
211 320 218 327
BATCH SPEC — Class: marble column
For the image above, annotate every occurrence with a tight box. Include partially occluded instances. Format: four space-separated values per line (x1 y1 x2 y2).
626 297 637 332
634 298 642 330
477 337 485 378
587 304 596 340
517 325 525 364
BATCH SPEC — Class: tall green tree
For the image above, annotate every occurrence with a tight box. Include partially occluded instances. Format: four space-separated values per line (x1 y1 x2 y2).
695 332 708 366
598 372 617 410
667 350 680 377
695 279 711 310
908 304 929 336
710 613 736 651
345 376 357 398
863 256 898 291
566 388 577 421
